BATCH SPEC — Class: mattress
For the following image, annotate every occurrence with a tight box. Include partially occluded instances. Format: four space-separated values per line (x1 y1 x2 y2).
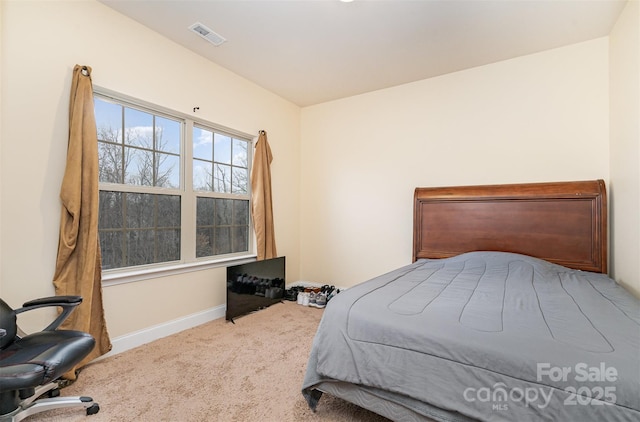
302 251 640 421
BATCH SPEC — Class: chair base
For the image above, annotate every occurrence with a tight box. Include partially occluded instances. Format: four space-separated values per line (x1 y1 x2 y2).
0 382 99 422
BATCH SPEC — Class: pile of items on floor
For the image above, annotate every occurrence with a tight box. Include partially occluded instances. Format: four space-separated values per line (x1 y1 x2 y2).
283 285 339 309
229 274 285 299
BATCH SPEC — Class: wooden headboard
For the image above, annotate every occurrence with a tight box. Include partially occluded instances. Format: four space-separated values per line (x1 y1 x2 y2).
413 180 607 273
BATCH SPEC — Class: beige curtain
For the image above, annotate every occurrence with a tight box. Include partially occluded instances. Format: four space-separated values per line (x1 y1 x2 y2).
250 130 277 260
53 65 112 379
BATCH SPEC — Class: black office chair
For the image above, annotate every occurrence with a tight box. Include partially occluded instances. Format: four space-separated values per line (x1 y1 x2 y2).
0 296 100 421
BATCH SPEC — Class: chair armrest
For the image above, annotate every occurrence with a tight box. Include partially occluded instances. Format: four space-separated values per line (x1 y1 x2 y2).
15 296 83 331
20 296 83 309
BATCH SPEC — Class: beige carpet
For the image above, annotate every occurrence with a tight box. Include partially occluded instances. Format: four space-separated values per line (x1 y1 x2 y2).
27 301 391 422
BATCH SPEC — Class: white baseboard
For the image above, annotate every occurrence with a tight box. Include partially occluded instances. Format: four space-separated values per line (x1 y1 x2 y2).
98 304 226 360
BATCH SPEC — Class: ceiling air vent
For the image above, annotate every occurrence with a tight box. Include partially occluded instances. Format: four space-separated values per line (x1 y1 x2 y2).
189 22 226 46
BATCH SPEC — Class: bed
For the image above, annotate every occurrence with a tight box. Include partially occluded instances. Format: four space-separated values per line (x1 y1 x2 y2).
301 180 640 422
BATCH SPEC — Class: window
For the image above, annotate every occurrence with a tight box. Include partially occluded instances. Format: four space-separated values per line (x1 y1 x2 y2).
192 126 250 259
95 91 252 273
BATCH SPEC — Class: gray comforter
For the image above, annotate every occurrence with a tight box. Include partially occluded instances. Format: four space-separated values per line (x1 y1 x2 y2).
302 252 640 421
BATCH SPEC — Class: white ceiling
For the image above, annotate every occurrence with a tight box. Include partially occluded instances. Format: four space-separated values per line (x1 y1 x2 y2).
99 0 627 107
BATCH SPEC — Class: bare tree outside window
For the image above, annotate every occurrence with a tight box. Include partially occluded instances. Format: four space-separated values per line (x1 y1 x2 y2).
97 106 179 189
192 126 250 259
96 97 181 269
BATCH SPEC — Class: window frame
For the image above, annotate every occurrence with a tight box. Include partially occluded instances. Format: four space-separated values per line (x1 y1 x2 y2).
94 86 255 285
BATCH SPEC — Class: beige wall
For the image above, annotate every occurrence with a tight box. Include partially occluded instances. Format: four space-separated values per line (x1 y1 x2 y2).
300 39 611 287
0 0 301 336
609 0 640 298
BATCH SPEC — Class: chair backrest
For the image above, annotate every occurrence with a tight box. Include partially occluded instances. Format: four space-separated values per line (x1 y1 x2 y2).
0 299 17 350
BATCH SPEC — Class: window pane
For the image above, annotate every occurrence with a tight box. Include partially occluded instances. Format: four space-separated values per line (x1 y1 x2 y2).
196 198 249 258
156 153 180 188
196 197 214 226
95 98 122 143
157 195 181 227
98 192 181 270
155 116 180 154
124 107 153 148
214 163 231 193
234 200 249 226
193 129 250 197
214 133 232 164
232 139 248 194
232 226 248 253
98 143 123 184
215 199 232 226
232 138 247 168
156 229 180 263
125 147 154 186
215 227 232 255
193 159 213 191
100 231 123 270
99 191 123 228
193 127 213 160
232 167 248 194
196 227 213 258
127 230 155 266
126 193 154 228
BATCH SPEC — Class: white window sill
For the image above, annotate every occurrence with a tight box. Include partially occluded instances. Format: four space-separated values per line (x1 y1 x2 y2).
102 255 257 287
